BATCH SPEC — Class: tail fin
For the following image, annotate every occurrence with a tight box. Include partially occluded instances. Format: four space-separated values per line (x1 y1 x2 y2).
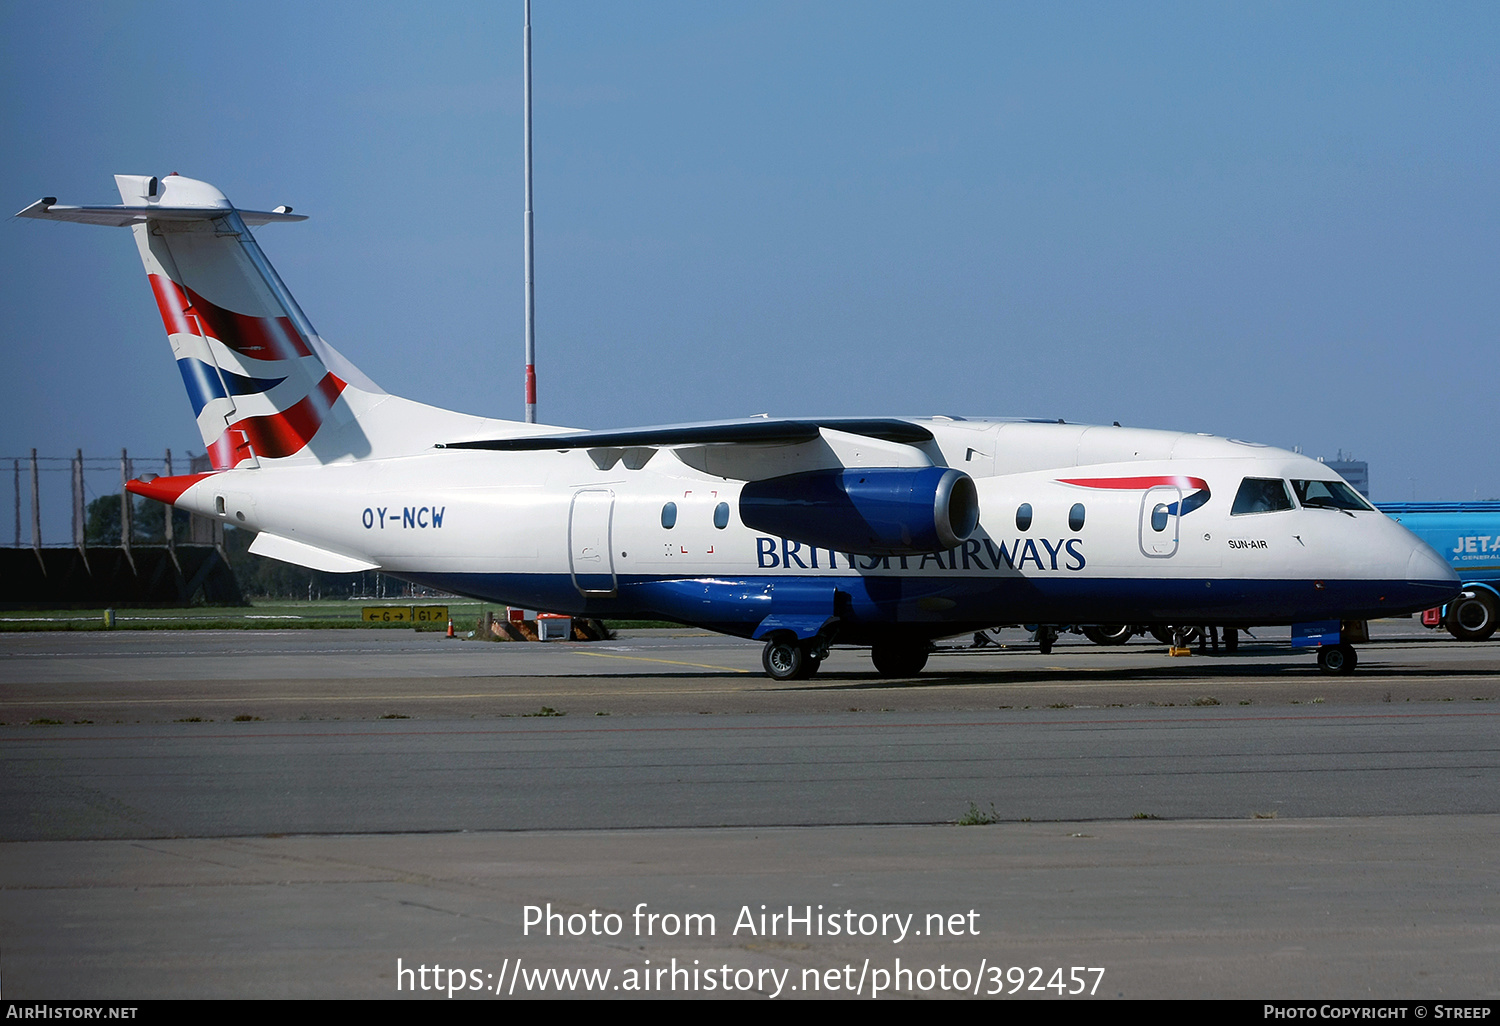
120 173 388 468
21 173 549 463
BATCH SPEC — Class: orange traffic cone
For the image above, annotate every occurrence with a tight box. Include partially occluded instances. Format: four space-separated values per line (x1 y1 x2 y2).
446 617 455 638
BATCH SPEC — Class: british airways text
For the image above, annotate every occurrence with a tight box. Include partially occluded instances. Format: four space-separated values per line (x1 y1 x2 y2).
756 536 1085 572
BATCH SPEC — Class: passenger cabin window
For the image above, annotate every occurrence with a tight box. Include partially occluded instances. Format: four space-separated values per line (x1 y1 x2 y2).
1068 503 1086 531
1231 478 1294 515
660 502 677 529
1292 479 1373 512
713 502 730 529
1016 503 1033 532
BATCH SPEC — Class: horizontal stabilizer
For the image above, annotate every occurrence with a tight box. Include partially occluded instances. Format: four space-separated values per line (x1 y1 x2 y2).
248 532 380 573
15 199 306 227
442 418 935 452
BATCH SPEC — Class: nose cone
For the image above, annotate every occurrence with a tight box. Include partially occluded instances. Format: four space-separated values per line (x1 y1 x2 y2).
1408 540 1459 592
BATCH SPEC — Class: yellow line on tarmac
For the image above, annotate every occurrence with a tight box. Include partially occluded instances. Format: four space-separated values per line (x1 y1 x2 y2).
575 651 752 674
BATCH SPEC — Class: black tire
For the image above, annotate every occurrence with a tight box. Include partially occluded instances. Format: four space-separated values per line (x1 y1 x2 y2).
871 640 929 677
1037 627 1056 655
1317 643 1358 675
1446 593 1498 642
1082 625 1134 646
794 650 822 680
1150 625 1202 646
762 638 804 681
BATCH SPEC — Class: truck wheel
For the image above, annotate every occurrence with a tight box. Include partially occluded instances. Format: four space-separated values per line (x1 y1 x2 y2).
1446 593 1497 642
1317 643 1358 675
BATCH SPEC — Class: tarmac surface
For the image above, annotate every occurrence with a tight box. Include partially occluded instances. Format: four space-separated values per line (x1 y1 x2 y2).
2 621 1497 999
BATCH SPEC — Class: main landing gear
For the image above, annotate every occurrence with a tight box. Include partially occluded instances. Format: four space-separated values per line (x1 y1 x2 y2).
871 637 930 677
762 634 933 680
761 636 829 681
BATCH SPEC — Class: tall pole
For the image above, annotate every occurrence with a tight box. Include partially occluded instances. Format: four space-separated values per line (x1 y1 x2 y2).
523 0 537 423
74 449 90 574
163 449 175 554
73 450 85 550
29 449 40 551
29 450 42 574
120 448 133 567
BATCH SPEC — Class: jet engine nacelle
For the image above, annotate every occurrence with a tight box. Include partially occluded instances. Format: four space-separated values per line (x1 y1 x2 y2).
739 467 980 556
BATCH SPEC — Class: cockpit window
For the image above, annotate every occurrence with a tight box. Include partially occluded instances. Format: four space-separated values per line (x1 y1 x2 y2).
1292 479 1373 512
1231 477 1294 515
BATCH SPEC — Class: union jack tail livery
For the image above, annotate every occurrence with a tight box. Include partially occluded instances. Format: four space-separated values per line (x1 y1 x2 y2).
22 174 533 468
132 174 376 468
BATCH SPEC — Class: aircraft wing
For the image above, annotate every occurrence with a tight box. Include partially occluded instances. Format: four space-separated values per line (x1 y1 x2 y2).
439 417 934 451
441 417 941 481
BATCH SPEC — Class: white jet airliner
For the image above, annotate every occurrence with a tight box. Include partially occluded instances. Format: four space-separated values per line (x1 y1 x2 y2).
18 175 1458 678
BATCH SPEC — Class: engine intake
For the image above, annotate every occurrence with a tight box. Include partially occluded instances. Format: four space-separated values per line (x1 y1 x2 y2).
739 467 979 556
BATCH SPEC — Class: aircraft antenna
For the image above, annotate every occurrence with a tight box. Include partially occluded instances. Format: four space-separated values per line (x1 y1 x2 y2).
523 0 537 423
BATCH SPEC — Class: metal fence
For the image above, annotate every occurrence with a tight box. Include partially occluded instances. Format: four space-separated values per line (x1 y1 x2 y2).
4 448 220 553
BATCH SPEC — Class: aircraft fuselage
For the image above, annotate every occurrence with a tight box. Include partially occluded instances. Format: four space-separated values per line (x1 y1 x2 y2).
157 420 1456 644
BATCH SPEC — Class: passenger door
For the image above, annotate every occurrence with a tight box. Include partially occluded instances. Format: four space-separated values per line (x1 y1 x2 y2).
1139 485 1181 558
569 490 617 594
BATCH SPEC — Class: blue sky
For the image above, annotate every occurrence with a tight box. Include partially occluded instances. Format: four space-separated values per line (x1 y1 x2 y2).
3 0 1496 530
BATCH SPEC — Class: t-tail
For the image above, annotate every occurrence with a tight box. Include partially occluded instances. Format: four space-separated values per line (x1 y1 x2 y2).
18 173 542 472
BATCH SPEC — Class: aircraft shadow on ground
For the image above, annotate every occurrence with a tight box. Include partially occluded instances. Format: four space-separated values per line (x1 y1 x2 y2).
774 662 1490 691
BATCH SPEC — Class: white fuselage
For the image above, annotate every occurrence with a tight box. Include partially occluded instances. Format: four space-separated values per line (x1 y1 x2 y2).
168 418 1456 642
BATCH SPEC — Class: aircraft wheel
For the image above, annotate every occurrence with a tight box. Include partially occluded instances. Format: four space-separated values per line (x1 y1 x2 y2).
1082 625 1134 646
1150 625 1201 646
871 640 929 677
794 649 822 680
1446 593 1498 642
762 638 805 681
1317 643 1358 675
1224 627 1239 653
1036 626 1057 655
